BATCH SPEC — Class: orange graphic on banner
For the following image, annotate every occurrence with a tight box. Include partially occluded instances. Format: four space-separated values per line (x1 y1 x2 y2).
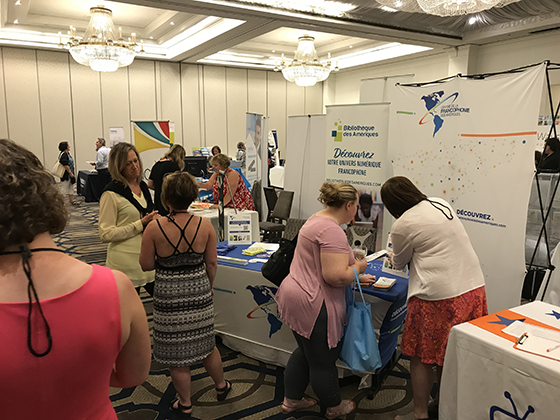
470 309 560 343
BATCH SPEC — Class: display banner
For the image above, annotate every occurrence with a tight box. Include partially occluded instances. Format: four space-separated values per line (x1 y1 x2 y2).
109 126 125 147
389 63 546 313
132 121 173 152
245 113 263 186
132 121 174 181
325 103 390 250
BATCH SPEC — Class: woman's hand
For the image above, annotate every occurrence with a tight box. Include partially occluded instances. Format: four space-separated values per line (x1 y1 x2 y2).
354 258 368 274
141 211 159 226
359 274 376 284
210 204 219 209
70 172 75 178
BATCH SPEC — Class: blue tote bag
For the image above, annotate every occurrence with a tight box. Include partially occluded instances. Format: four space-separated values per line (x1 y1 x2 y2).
339 267 382 372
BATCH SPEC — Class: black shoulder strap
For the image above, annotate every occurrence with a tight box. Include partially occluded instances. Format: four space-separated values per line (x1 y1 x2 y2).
104 180 153 217
425 199 453 220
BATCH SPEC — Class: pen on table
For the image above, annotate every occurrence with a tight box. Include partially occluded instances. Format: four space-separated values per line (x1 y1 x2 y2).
546 343 560 353
516 332 528 345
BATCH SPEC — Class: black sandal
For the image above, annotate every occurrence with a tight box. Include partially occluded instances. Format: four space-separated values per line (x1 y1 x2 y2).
170 398 192 418
216 380 232 401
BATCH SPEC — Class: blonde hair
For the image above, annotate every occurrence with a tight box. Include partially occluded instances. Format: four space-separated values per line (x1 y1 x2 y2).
210 153 230 170
163 144 186 171
317 182 358 208
108 142 143 187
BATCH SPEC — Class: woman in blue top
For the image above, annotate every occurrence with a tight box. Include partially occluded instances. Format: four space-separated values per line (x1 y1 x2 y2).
58 141 78 205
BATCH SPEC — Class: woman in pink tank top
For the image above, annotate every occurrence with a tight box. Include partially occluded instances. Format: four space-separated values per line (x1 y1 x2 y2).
0 139 152 420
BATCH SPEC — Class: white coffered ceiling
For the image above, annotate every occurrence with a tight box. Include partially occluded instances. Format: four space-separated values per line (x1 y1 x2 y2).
1 0 560 71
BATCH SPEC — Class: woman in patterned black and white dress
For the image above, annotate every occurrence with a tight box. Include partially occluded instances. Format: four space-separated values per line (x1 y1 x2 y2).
140 171 232 418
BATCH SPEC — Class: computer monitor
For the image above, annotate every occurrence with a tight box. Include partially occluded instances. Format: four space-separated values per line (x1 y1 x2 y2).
183 156 208 178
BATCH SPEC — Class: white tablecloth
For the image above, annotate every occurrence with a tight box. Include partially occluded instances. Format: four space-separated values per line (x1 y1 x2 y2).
440 301 560 420
188 208 259 242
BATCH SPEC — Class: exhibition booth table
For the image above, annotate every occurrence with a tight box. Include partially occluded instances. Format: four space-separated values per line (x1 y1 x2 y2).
213 242 408 371
440 301 560 420
77 170 104 202
188 207 260 242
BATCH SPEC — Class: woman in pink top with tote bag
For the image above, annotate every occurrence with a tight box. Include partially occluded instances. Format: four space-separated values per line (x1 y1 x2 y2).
275 182 375 419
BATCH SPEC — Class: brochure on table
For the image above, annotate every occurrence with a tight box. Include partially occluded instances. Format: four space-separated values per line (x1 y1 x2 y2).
227 214 252 245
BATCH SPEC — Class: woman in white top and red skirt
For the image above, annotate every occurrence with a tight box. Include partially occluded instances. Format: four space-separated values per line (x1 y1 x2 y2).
381 176 488 420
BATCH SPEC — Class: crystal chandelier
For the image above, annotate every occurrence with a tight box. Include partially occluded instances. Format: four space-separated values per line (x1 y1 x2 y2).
63 6 143 72
415 0 519 16
274 35 338 87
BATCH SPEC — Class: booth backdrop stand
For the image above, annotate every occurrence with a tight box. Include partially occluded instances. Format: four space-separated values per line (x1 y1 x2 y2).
526 62 560 301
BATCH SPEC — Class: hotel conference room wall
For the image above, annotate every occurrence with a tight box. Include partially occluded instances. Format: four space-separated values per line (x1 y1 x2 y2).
330 30 560 107
0 47 323 173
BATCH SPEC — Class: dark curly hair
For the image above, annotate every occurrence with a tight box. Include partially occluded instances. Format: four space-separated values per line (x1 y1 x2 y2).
0 139 67 251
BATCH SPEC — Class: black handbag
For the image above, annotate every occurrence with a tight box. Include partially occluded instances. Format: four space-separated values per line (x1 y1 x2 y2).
261 234 298 287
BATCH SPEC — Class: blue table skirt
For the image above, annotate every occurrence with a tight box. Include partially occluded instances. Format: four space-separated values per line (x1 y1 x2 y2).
216 241 407 302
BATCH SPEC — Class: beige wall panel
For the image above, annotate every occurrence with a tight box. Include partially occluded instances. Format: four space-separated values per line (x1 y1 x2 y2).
0 50 9 139
154 62 162 121
226 67 247 156
477 33 560 83
36 51 74 172
69 60 102 172
159 62 183 146
287 82 305 118
267 71 287 155
248 70 266 115
181 63 202 150
129 60 157 122
100 65 130 149
332 52 448 105
3 48 43 161
202 65 227 153
305 83 323 115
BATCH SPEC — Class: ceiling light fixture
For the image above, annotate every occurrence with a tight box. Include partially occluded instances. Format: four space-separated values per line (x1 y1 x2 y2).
62 6 143 72
416 0 519 16
274 35 337 87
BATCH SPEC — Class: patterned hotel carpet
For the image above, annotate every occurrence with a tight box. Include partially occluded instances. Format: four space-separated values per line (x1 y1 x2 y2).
53 199 415 420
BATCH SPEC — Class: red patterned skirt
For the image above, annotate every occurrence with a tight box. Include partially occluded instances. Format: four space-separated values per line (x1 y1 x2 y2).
401 286 488 365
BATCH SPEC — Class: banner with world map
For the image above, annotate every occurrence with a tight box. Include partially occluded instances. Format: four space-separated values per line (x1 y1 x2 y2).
388 63 546 313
